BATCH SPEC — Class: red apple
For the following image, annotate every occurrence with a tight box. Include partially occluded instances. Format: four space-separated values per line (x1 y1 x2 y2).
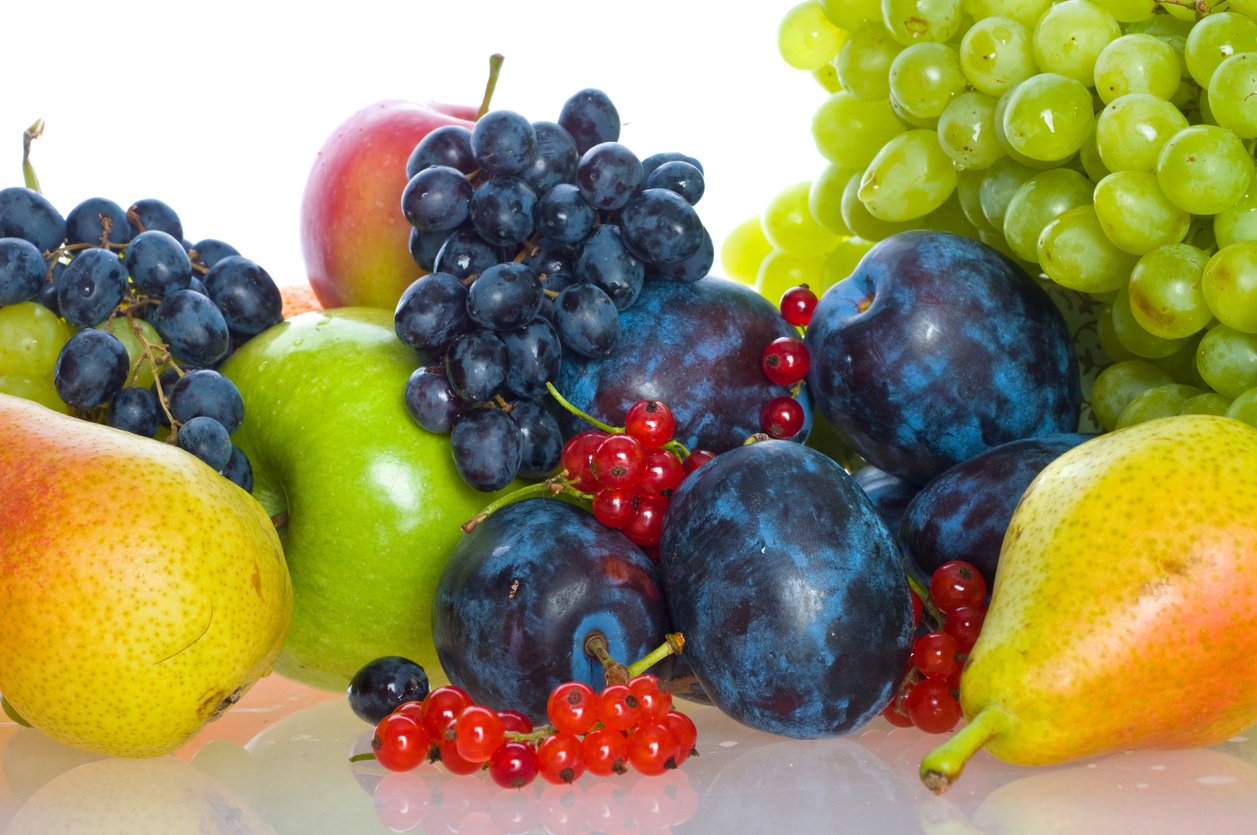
299 99 478 310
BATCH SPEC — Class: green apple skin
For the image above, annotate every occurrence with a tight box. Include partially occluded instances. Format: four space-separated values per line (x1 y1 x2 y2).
220 307 511 691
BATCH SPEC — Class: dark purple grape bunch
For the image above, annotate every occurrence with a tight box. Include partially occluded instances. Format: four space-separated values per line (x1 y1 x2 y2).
394 88 712 493
0 186 283 491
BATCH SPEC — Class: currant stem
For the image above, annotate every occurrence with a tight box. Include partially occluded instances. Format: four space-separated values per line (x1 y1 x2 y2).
477 53 505 120
461 475 593 533
919 705 1010 794
22 119 44 193
545 381 621 435
906 570 947 628
627 633 685 678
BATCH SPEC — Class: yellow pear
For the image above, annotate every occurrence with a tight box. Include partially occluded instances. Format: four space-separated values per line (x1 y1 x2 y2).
0 394 292 757
920 414 1257 792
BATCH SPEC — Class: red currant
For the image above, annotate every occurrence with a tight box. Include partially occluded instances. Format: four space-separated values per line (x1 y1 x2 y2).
496 708 533 735
582 726 628 776
537 733 587 784
681 449 715 476
372 713 431 772
780 284 819 327
418 685 473 737
560 429 607 492
487 739 539 789
911 631 959 679
622 494 668 547
624 399 676 448
625 721 678 775
881 694 914 727
760 395 805 439
930 560 988 613
944 605 986 652
628 673 672 723
592 433 646 489
547 681 600 736
637 448 685 499
454 704 506 763
904 678 962 734
597 683 642 732
592 486 635 529
761 337 811 386
659 710 697 766
436 721 483 775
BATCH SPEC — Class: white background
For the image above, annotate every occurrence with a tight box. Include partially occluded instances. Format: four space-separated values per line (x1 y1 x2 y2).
1 0 826 291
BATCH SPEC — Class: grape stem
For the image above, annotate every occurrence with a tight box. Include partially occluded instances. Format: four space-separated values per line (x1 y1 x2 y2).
477 54 505 120
22 119 45 193
1157 0 1212 15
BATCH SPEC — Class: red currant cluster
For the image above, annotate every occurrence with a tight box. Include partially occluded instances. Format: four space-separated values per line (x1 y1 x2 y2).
882 560 988 734
368 674 697 791
758 284 819 440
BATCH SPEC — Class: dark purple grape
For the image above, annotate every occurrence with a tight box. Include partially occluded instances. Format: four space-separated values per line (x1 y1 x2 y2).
0 237 48 305
107 386 161 437
500 317 561 400
537 271 575 323
641 151 704 179
176 415 233 471
468 175 537 247
450 407 523 491
553 283 620 358
619 188 704 265
509 399 563 479
558 89 621 155
202 255 283 340
56 247 128 328
0 187 65 253
404 365 467 433
575 142 641 211
127 198 183 240
406 125 475 178
575 225 644 310
221 444 254 492
434 225 505 280
408 227 448 272
645 160 705 204
188 239 240 271
400 165 473 233
520 121 579 193
125 229 193 298
466 262 542 331
535 183 596 245
445 330 508 403
53 328 130 410
347 656 431 724
167 368 245 434
152 289 231 367
523 241 577 279
650 227 713 283
65 197 131 248
394 271 471 354
470 110 537 176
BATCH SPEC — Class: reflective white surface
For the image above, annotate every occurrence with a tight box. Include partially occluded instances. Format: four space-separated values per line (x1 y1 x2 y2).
3 674 1257 834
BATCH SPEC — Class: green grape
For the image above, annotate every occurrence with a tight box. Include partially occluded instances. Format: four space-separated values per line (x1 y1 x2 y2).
1090 0 1158 23
956 168 997 232
0 301 73 380
1156 124 1254 216
1031 0 1121 86
1214 186 1257 247
1092 170 1190 255
0 374 69 414
820 0 881 30
1089 358 1174 430
763 180 843 258
1183 11 1257 89
1123 9 1194 56
917 190 984 239
1110 287 1191 358
857 129 958 221
1202 241 1257 334
1226 387 1257 427
1126 243 1211 340
979 156 1039 230
1179 391 1231 416
812 92 908 168
1037 204 1138 294
809 163 857 235
937 91 1007 170
757 249 827 305
958 16 1037 98
1092 33 1182 105
813 61 844 93
837 21 904 100
1196 322 1257 399
821 236 876 291
779 1 849 71
103 315 165 390
1002 168 1093 263
1207 52 1257 139
1094 93 1189 172
961 0 1050 28
888 42 967 123
1115 382 1202 429
719 216 774 285
1231 0 1257 21
1152 329 1207 386
1001 73 1096 162
841 169 919 239
1077 119 1111 183
1097 301 1141 362
881 0 964 46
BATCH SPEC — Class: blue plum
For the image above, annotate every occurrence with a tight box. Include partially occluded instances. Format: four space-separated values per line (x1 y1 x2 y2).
556 276 807 453
658 440 912 738
805 231 1081 486
900 432 1093 589
431 498 671 721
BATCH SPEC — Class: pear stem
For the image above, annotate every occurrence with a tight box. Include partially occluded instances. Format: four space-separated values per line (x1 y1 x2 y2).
477 54 505 119
919 705 1010 794
22 119 44 193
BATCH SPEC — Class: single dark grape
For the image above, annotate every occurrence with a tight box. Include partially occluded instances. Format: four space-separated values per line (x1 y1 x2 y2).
65 196 131 248
537 271 575 322
151 289 232 367
576 225 644 309
408 227 449 272
202 255 283 339
445 330 509 403
404 365 467 433
468 175 537 247
575 142 641 211
509 399 563 479
650 227 714 283
406 124 476 178
645 160 705 204
641 151 704 179
347 655 431 724
434 225 505 281
466 262 542 331
523 241 577 279
0 237 48 305
53 328 130 410
0 186 66 253
221 444 254 492
167 368 245 434
127 198 184 240
553 283 620 358
400 165 473 233
56 247 128 328
395 271 472 354
470 110 537 176
619 188 705 265
125 229 193 298
188 238 240 272
520 121 579 193
535 183 596 245
499 318 561 400
558 88 621 155
450 407 523 491
176 415 233 471
107 386 161 437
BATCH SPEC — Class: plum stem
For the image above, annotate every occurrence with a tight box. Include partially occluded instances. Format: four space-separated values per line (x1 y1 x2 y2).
477 54 505 120
22 119 43 193
918 705 1010 794
584 631 632 685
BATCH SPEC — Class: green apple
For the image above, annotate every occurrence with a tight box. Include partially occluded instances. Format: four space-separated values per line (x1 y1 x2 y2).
220 307 511 691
